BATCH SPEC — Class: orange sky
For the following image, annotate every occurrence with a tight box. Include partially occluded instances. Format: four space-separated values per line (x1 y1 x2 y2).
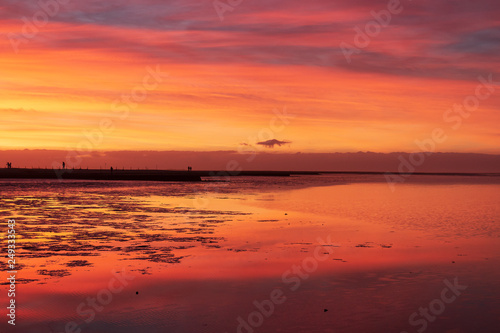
1 0 499 154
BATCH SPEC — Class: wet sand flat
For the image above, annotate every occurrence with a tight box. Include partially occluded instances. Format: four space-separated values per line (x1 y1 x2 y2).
0 175 499 332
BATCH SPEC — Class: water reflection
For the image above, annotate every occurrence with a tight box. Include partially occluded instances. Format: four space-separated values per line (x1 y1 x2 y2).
0 176 499 332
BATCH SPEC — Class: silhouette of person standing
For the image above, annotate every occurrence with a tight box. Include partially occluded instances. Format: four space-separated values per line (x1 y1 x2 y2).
62 162 65 169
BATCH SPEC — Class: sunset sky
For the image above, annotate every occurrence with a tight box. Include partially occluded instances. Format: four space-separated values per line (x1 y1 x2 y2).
1 0 499 156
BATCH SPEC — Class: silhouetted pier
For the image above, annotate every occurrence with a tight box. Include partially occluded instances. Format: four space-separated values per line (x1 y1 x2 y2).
0 168 321 182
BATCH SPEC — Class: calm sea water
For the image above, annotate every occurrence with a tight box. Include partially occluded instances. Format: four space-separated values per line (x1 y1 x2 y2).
0 175 499 333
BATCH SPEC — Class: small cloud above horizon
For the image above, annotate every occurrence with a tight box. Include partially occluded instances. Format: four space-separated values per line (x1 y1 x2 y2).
257 139 292 148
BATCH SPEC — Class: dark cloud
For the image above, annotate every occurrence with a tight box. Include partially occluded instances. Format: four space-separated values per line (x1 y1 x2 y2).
443 27 500 55
257 139 291 148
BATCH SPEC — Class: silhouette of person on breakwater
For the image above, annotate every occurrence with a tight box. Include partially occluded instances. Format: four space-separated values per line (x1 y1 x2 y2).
62 162 65 169
188 166 192 171
110 167 113 172
6 162 11 169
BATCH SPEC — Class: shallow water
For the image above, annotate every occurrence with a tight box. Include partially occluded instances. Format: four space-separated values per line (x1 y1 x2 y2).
0 175 499 332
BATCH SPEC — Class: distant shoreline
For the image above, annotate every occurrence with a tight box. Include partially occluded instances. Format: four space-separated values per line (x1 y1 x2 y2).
319 171 500 177
0 168 306 182
0 168 498 182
